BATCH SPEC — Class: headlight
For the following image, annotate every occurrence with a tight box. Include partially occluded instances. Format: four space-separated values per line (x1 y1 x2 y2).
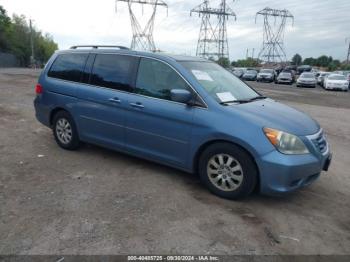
263 127 309 154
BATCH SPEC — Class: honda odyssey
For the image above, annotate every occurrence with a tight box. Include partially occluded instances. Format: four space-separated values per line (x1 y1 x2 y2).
34 46 332 199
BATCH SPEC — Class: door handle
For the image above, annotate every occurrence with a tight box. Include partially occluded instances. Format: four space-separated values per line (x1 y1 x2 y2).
130 102 144 109
109 97 121 103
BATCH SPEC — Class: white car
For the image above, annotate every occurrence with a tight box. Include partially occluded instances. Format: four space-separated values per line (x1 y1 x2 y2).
324 74 349 91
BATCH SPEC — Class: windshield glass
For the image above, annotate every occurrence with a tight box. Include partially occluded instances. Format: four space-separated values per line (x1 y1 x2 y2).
260 69 273 73
279 73 291 77
301 73 315 78
328 75 346 80
181 62 259 103
246 70 257 74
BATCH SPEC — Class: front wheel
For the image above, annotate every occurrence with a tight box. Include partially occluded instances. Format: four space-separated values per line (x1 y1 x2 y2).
198 143 258 199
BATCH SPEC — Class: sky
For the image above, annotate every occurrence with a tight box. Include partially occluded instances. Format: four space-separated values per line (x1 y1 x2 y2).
0 0 349 61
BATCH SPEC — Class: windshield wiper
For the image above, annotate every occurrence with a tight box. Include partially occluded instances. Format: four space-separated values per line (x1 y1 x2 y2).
220 96 267 105
219 99 250 105
248 95 267 101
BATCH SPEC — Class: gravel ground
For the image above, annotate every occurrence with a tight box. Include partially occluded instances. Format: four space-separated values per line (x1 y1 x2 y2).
0 68 349 255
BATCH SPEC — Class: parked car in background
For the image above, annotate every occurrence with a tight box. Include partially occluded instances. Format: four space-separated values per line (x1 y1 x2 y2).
34 45 332 199
317 72 330 87
276 72 293 85
242 69 258 81
324 74 349 91
257 69 275 82
297 65 312 75
232 68 245 78
281 68 296 81
296 72 317 88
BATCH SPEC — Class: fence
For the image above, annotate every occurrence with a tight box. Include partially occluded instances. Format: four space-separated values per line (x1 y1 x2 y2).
0 52 20 68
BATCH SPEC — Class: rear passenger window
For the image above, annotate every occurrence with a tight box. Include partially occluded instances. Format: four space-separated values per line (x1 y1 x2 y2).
90 54 135 91
48 53 88 82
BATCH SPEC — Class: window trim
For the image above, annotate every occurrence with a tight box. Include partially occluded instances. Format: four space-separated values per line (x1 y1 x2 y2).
47 52 89 83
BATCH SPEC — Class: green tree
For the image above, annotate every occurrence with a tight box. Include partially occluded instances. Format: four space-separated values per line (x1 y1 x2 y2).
291 53 302 66
217 57 230 68
303 57 316 66
235 58 259 67
0 5 11 51
316 55 329 67
0 5 58 66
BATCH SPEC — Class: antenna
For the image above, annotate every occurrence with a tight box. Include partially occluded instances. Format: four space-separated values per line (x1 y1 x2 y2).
116 0 168 52
191 0 236 60
255 7 294 64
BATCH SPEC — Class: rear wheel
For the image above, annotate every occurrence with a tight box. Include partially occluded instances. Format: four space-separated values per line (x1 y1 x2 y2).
52 111 80 150
198 143 258 199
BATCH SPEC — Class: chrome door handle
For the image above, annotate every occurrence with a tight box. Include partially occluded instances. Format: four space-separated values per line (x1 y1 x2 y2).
130 102 144 109
109 97 121 103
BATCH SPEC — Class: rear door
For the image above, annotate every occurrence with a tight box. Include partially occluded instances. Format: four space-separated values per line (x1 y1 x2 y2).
76 53 138 150
124 57 197 167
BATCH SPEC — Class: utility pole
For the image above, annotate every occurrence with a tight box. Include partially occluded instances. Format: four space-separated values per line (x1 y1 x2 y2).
255 7 294 64
346 38 350 64
116 0 168 52
29 19 35 66
191 0 236 60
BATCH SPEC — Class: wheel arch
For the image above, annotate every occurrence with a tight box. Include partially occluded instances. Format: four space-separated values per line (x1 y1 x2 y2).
49 107 70 127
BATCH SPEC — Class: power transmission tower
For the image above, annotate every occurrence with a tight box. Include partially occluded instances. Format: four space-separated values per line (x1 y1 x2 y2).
116 0 167 52
255 7 294 64
191 0 236 60
346 38 350 64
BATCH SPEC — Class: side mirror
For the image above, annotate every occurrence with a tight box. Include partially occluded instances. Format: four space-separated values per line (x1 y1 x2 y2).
170 89 193 104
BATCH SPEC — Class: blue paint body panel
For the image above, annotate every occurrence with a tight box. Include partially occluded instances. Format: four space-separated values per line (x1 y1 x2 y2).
34 49 331 195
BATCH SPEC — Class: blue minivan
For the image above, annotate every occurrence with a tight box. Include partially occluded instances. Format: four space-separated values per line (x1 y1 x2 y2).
34 46 332 199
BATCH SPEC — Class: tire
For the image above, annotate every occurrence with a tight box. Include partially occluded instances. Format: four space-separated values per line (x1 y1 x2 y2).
198 142 258 200
52 110 80 150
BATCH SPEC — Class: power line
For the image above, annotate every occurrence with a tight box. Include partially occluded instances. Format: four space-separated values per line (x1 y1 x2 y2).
255 7 294 64
190 0 236 60
116 0 168 52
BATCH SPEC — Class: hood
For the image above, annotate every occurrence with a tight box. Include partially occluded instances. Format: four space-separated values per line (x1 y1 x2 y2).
258 73 273 77
226 99 320 136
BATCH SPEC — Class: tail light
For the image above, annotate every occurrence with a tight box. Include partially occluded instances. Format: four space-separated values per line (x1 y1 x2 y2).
35 83 43 94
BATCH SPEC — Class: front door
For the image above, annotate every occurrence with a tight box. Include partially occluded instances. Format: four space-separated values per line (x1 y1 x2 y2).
125 57 196 167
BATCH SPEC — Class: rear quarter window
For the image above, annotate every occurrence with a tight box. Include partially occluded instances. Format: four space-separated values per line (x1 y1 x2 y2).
48 53 88 82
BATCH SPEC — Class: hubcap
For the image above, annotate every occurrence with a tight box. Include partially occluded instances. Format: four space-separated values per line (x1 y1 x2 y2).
207 154 243 192
56 118 72 145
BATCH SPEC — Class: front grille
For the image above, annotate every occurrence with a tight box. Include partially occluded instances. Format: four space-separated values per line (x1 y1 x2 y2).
310 130 328 154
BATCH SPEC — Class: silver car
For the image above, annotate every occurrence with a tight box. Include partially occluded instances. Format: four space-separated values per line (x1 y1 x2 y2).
296 72 317 88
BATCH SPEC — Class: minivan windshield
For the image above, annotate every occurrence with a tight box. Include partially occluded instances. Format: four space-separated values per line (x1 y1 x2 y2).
181 62 260 103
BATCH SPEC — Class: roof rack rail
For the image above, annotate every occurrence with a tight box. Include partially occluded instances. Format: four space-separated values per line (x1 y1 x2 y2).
70 45 130 50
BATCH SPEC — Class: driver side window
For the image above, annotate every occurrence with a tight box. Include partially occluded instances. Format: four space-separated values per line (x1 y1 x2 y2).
135 58 190 101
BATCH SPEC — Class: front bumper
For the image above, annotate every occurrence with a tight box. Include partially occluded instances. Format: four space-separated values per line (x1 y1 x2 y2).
257 76 273 82
297 82 316 87
257 150 331 195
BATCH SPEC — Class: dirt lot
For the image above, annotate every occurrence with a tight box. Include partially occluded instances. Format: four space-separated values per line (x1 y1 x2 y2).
0 68 349 255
